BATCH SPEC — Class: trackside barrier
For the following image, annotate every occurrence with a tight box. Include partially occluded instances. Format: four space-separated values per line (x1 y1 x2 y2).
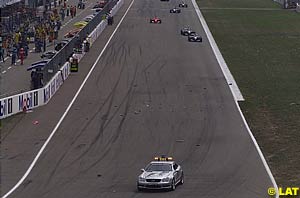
0 0 124 120
43 62 71 105
71 19 108 62
0 62 70 119
110 0 124 16
72 0 124 61
89 19 108 47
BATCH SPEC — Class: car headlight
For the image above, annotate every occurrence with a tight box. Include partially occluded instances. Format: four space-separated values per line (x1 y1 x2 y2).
161 177 171 182
138 177 146 182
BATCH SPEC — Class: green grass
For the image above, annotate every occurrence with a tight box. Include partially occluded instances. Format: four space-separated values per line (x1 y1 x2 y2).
198 0 281 8
197 0 300 187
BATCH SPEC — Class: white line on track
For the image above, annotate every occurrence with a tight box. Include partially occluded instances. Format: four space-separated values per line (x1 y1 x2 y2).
8 67 12 70
191 0 279 197
234 99 279 198
2 70 7 74
1 0 134 197
191 0 244 101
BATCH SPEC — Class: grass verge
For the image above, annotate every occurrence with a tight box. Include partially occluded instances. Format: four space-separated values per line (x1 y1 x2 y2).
197 0 300 187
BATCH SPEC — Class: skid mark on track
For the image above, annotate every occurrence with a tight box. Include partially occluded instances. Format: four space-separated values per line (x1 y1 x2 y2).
43 57 129 186
42 49 139 188
141 57 163 103
156 60 167 97
40 63 139 196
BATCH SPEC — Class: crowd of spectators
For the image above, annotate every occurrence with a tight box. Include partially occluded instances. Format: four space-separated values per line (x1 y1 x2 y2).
0 0 77 66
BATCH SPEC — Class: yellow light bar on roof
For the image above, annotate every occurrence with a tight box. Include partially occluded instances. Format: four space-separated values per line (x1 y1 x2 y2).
154 156 173 161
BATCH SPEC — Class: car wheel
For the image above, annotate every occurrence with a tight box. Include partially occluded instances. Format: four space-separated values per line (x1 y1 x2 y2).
171 179 176 191
137 186 142 191
158 20 161 24
180 174 184 184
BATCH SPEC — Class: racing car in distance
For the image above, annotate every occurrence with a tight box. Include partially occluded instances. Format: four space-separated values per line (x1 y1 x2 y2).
137 156 184 191
74 21 88 28
150 16 162 24
41 50 57 59
170 7 181 13
181 27 196 36
92 4 102 10
54 39 70 51
188 34 202 42
84 15 95 22
64 28 81 38
179 2 188 7
92 0 107 9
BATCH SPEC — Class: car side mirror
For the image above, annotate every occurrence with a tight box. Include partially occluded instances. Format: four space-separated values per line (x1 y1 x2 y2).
141 169 145 172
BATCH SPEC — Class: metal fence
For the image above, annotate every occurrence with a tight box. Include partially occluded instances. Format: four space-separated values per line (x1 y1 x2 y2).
42 0 119 82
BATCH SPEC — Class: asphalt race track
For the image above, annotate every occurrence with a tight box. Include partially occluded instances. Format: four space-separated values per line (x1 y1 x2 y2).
1 0 274 197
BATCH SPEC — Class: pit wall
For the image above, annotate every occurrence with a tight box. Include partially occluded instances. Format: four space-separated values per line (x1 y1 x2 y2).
0 0 124 120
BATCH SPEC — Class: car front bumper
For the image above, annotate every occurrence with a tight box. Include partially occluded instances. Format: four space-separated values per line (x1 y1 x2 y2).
137 181 172 189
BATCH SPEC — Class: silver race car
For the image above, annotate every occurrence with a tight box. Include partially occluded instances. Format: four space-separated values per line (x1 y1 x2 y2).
137 156 184 191
181 27 196 36
170 7 181 13
179 2 188 7
188 34 203 42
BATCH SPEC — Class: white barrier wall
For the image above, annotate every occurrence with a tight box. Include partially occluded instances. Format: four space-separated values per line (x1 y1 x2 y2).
110 0 124 16
43 62 71 104
0 0 124 120
89 20 108 47
0 62 70 119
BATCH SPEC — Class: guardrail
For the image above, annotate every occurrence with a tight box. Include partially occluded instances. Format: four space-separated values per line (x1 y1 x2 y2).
0 0 124 119
42 0 119 82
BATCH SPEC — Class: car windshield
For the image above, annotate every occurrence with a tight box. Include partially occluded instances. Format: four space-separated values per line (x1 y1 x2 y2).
145 163 172 172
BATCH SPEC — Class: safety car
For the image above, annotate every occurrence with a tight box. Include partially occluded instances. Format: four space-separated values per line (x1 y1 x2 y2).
137 156 184 191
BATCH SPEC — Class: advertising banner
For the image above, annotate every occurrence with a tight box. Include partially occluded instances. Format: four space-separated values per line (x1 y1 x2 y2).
0 0 123 120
